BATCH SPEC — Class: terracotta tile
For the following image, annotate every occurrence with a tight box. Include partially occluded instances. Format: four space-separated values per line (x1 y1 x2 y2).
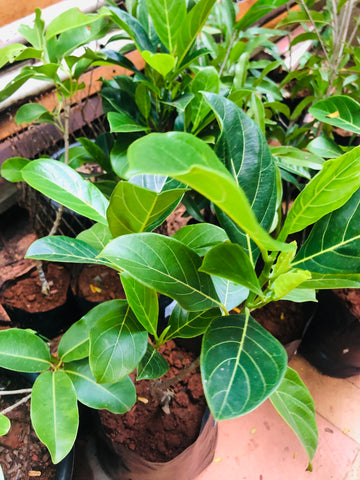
290 355 360 444
196 401 359 480
344 451 360 480
346 375 360 390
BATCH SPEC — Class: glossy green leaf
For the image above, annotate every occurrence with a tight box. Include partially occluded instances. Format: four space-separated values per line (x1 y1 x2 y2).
309 95 360 134
65 358 136 413
200 242 262 296
166 304 220 340
172 223 228 256
129 173 184 193
15 103 54 125
127 132 291 253
137 343 169 380
0 44 27 69
77 137 112 175
300 273 360 289
135 83 151 119
306 137 343 159
107 181 184 237
293 189 360 274
1 157 29 182
201 313 287 420
0 415 10 436
175 0 217 65
270 367 318 468
76 223 113 252
211 276 249 311
145 0 186 52
191 67 219 131
22 159 109 224
142 51 175 77
100 233 220 312
108 111 150 133
0 329 50 373
90 299 148 383
203 93 278 256
31 371 78 464
236 0 288 30
271 146 324 170
25 236 113 267
121 272 159 338
281 146 360 237
45 8 101 40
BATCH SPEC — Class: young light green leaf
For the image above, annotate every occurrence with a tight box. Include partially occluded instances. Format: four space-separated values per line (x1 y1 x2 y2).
25 236 113 268
137 343 169 380
64 358 136 413
309 95 360 134
306 137 343 159
31 371 78 464
107 181 184 237
0 44 27 69
145 0 186 53
293 189 360 274
201 313 287 420
127 132 291 253
1 157 29 182
165 304 220 340
15 103 54 125
100 233 220 312
282 288 317 303
22 159 109 224
76 223 113 252
270 367 318 469
108 111 150 133
200 242 263 296
90 300 148 384
280 146 360 238
121 272 159 338
45 8 101 40
142 51 176 77
190 67 219 131
269 269 311 301
0 329 50 373
172 223 228 256
0 415 10 436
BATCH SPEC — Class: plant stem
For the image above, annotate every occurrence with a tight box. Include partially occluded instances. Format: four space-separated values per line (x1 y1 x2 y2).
0 389 32 396
152 357 200 393
219 29 238 77
36 260 51 295
0 394 31 416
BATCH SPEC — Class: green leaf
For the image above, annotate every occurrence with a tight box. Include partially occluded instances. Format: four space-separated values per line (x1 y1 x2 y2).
306 137 343 159
0 330 50 373
25 236 113 268
135 84 151 119
145 0 186 52
64 358 136 413
282 288 317 303
190 67 219 131
137 343 169 380
77 137 112 175
0 415 10 436
270 367 318 468
211 276 249 311
203 93 278 257
45 8 101 39
172 223 228 256
19 9 45 48
309 95 360 134
269 269 311 301
201 313 287 420
15 104 54 125
175 0 217 65
142 51 176 76
89 299 148 383
271 146 324 170
236 0 289 30
300 273 360 289
108 111 149 133
280 146 360 237
107 181 184 237
293 189 360 274
127 132 291 253
200 242 262 296
100 233 220 312
166 304 220 340
1 157 29 182
76 223 113 252
121 272 159 338
22 159 109 224
0 44 27 68
31 371 78 464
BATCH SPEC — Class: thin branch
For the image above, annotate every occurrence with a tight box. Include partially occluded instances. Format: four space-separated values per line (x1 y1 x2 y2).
0 389 32 396
0 394 31 416
299 0 330 63
219 29 239 77
152 357 200 393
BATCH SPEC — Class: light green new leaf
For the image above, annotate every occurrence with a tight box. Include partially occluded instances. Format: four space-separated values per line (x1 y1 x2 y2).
0 44 27 69
65 358 136 413
280 146 360 237
76 223 113 252
108 111 150 133
121 272 159 338
165 304 220 340
137 343 169 380
25 236 113 268
100 233 220 312
145 0 186 53
172 223 228 256
309 95 360 134
127 132 291 253
90 299 148 383
1 157 29 182
269 269 311 301
0 415 10 436
201 313 287 420
0 329 50 373
31 371 78 464
200 242 262 296
15 103 54 125
107 181 184 237
293 189 360 274
282 288 317 303
306 137 343 159
270 367 318 468
22 159 109 224
142 51 175 77
191 67 219 131
45 8 101 40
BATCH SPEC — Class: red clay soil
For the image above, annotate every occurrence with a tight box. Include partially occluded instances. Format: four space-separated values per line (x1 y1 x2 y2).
99 340 207 463
334 289 360 319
